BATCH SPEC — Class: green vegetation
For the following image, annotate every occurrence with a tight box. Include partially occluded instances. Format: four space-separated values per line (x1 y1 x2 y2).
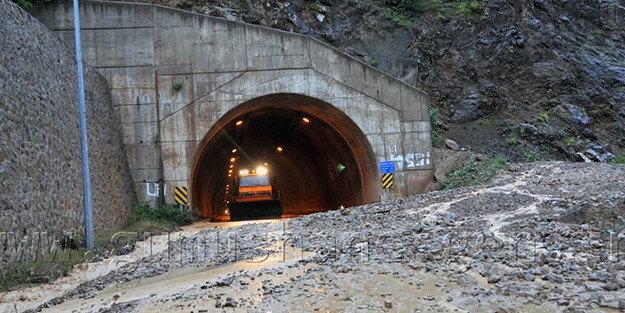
376 0 485 27
309 0 323 11
537 111 549 122
564 137 576 146
172 81 184 92
505 135 517 146
128 204 195 227
477 118 496 127
429 107 441 147
12 0 47 9
611 155 625 164
442 156 508 190
384 8 415 29
523 150 542 162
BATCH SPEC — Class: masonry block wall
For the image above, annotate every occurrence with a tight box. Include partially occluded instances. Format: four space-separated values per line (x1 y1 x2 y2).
0 0 136 241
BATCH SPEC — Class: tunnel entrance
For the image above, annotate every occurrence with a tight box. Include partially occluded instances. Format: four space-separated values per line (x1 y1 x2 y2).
190 94 379 220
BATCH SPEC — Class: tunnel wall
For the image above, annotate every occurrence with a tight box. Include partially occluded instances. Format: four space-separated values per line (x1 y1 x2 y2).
31 0 432 208
0 0 136 240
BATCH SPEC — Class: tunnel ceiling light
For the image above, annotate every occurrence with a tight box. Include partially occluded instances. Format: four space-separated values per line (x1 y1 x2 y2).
235 120 244 126
229 164 234 168
231 148 237 153
276 146 283 152
228 174 232 177
228 169 233 173
230 157 236 163
264 162 268 166
302 117 310 123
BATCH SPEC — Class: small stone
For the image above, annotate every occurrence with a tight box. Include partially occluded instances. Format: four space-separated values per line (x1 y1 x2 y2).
445 139 460 151
384 301 393 308
603 282 619 291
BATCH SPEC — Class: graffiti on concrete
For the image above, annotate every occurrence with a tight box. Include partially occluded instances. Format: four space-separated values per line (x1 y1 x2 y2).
146 182 167 199
388 145 431 170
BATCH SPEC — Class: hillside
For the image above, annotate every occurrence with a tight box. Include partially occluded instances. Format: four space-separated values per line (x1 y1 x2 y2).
127 0 625 162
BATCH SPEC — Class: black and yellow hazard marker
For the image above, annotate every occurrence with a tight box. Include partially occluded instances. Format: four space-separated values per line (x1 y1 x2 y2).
174 186 188 205
382 173 394 189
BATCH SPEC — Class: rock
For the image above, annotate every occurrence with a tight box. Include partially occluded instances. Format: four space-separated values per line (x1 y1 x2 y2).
561 104 590 126
212 277 234 287
506 28 526 47
543 274 564 284
524 273 536 282
603 282 619 291
533 0 547 10
584 142 615 162
443 212 456 225
445 139 460 151
384 301 393 308
488 274 503 284
576 152 592 163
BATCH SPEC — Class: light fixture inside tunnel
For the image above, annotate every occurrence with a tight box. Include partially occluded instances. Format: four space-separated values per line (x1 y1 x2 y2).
276 146 283 152
230 157 236 162
235 120 244 126
231 148 237 153
302 117 310 123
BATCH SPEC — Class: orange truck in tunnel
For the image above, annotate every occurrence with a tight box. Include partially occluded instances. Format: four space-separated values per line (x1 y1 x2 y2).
228 166 281 220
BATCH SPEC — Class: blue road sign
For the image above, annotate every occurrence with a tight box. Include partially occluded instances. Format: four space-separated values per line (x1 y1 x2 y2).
379 161 396 174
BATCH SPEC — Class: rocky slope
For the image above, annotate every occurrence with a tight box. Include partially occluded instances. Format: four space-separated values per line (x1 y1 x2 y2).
130 0 625 162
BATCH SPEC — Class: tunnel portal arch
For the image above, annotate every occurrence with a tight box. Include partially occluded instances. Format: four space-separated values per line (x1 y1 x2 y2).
191 94 379 219
34 0 434 212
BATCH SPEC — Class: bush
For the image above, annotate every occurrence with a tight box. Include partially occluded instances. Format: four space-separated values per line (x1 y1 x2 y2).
523 150 542 162
505 135 517 146
442 157 508 190
12 0 47 9
429 107 442 147
611 155 625 164
129 204 195 226
564 137 576 146
172 81 184 92
537 111 549 122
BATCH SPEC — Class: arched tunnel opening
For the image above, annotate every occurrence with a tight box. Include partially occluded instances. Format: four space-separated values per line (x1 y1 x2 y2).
190 94 379 220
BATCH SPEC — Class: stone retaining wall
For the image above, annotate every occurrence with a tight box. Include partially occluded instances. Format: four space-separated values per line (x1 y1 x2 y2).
0 0 136 243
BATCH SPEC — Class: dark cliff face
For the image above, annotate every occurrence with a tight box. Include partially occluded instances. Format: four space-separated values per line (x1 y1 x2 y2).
138 0 625 162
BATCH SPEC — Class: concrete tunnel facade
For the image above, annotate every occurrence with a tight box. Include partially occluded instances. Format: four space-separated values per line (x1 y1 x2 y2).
33 0 433 219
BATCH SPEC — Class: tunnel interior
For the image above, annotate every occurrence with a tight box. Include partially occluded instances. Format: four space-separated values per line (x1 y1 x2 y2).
191 94 379 220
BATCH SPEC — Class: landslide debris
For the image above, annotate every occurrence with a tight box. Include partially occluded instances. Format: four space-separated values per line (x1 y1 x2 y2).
6 162 625 312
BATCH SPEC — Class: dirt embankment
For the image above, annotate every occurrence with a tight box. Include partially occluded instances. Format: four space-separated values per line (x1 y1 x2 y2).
2 161 624 312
